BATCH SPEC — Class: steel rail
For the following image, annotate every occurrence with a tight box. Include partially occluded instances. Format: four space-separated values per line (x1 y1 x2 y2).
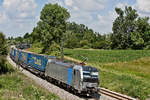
99 88 137 100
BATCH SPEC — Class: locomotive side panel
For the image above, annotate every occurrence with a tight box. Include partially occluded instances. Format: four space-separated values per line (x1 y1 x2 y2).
45 62 73 86
67 68 73 85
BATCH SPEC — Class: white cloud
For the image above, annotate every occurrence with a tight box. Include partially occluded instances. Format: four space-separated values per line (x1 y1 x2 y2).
48 0 64 7
70 11 93 24
64 0 109 33
2 0 37 20
64 0 73 6
96 13 116 33
0 0 122 37
73 6 79 11
0 0 38 37
0 12 8 24
116 2 128 9
71 0 106 11
2 0 20 9
97 15 105 24
136 0 150 13
19 12 28 18
108 10 118 20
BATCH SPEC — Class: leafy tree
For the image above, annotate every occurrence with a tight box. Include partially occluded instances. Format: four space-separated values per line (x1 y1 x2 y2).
0 32 9 74
23 32 32 44
112 6 138 49
24 33 30 39
15 36 23 43
32 3 70 54
80 40 89 47
65 22 99 49
29 5 150 50
64 31 79 49
131 32 144 49
131 17 150 49
0 32 7 55
137 17 150 45
83 29 95 44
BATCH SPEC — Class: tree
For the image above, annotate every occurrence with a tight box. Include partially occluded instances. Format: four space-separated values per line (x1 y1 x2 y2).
32 3 70 54
0 32 7 55
112 6 138 49
15 36 23 43
64 22 99 49
131 17 150 49
23 32 32 44
0 32 8 74
24 33 30 39
64 31 79 49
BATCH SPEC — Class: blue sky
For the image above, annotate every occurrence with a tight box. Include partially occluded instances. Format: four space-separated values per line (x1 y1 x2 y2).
0 0 150 37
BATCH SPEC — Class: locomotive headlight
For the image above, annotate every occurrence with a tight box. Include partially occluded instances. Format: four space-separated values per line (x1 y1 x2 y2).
91 72 99 76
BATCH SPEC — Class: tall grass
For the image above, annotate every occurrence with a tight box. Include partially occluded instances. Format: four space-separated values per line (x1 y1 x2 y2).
0 56 14 74
64 49 150 100
64 49 150 64
27 47 150 100
0 60 61 100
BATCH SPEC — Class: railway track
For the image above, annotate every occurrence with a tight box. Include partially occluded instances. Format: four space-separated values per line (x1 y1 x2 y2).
99 88 137 100
7 55 137 100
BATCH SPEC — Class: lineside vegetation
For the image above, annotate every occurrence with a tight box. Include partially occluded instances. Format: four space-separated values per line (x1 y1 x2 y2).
6 3 150 100
0 32 61 100
27 47 150 100
64 48 150 100
0 62 61 100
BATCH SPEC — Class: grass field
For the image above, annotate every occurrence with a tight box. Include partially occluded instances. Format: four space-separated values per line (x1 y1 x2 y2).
64 48 150 64
64 49 150 100
0 60 60 100
27 47 150 100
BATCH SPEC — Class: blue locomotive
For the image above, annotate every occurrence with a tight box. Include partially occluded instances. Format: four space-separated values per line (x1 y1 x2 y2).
9 47 100 96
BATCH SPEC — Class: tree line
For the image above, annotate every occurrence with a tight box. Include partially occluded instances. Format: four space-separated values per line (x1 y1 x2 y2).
0 32 10 74
8 4 150 55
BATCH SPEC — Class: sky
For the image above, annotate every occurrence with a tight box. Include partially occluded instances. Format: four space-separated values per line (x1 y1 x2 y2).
0 0 150 37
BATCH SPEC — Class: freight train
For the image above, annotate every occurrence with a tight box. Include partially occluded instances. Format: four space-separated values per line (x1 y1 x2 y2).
9 47 100 96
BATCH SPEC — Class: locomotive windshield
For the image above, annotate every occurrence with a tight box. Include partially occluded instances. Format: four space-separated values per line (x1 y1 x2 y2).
82 66 99 83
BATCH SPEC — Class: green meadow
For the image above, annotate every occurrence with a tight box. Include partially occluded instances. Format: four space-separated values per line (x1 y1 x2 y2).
64 49 150 100
27 47 150 100
0 60 60 100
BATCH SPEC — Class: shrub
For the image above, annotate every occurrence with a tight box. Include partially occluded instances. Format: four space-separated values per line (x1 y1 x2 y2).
82 45 90 49
45 41 61 56
79 40 89 47
144 45 150 50
92 41 107 49
0 32 8 55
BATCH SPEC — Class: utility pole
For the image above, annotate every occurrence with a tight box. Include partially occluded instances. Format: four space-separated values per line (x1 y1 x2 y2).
61 38 64 61
61 22 67 61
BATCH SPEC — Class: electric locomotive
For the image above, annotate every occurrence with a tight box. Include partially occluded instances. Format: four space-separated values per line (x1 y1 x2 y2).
9 47 100 96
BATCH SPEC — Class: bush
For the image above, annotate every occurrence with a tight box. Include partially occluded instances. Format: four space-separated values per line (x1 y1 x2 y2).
82 45 90 49
92 41 107 49
144 45 150 50
80 40 89 47
32 41 42 48
0 32 8 55
0 56 14 74
45 41 61 56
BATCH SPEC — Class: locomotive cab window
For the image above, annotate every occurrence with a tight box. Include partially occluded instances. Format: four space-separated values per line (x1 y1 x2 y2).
82 66 99 83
